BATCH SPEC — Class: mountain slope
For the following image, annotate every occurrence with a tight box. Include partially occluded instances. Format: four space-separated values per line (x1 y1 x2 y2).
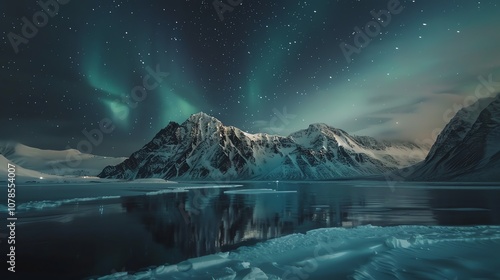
0 142 127 176
0 154 61 182
98 113 429 180
408 94 500 181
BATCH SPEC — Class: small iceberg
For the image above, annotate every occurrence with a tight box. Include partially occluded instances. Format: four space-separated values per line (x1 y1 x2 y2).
224 188 297 195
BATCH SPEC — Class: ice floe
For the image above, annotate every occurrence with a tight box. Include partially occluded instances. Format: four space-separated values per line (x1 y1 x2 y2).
224 189 297 195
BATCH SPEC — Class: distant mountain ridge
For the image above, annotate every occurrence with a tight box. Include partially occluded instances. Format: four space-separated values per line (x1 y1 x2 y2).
98 113 430 180
0 142 126 177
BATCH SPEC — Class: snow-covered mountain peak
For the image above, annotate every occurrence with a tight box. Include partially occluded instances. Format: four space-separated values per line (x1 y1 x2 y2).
307 123 330 130
187 112 222 126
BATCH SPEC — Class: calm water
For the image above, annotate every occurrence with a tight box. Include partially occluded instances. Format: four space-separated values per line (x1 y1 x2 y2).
1 181 499 279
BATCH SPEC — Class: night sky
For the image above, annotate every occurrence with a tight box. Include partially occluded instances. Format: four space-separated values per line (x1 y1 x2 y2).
1 0 499 156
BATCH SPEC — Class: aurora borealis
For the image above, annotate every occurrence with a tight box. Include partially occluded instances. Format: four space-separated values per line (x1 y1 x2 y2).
1 0 500 156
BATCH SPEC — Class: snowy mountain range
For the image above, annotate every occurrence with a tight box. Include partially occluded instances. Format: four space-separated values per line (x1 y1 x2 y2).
98 113 430 180
408 94 500 181
4 93 498 182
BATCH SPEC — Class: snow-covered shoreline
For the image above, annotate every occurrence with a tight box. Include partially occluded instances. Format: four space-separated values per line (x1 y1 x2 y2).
97 225 500 280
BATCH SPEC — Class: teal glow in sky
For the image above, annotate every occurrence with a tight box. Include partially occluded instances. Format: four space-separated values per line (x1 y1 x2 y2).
1 0 499 155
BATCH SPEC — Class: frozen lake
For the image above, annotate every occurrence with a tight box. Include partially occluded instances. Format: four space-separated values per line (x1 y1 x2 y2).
1 181 499 279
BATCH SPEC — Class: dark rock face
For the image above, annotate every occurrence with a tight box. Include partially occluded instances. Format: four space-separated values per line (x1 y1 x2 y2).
99 112 429 180
408 94 500 181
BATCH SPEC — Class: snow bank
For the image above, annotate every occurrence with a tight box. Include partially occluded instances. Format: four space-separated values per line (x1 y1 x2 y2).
96 225 500 280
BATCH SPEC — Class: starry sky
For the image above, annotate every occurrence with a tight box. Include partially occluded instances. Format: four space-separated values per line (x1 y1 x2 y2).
1 0 499 156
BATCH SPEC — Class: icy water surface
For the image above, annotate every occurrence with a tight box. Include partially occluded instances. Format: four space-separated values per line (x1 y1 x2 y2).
0 181 499 279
